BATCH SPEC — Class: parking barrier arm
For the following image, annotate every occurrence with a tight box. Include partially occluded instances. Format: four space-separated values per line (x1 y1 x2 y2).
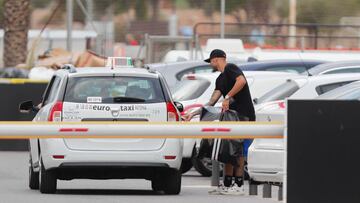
0 121 284 139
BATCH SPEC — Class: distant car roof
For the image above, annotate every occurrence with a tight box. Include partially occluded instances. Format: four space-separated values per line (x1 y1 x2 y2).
59 67 159 78
307 60 360 76
181 71 298 81
146 59 244 70
146 60 208 70
236 59 326 72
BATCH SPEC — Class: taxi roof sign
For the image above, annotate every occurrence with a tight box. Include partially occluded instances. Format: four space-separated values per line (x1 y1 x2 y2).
106 57 134 68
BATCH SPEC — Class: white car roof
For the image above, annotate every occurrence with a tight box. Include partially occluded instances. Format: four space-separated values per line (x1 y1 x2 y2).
292 73 360 85
60 67 159 78
288 73 360 100
181 71 298 81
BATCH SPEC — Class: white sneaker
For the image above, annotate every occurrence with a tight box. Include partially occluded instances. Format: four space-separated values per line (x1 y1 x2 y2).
220 184 245 195
208 184 229 195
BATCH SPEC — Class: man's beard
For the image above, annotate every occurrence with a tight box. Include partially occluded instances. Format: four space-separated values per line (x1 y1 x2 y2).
212 66 218 72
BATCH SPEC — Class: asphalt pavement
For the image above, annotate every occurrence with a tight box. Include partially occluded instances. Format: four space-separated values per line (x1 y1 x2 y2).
0 152 281 203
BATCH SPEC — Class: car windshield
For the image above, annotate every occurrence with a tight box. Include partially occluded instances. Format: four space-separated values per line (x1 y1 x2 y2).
64 76 165 103
256 80 300 104
172 79 211 101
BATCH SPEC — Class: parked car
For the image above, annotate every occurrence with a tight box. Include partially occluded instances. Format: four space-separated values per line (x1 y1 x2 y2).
316 80 360 100
19 62 184 194
145 59 243 90
254 73 360 107
174 71 299 119
172 71 299 176
239 59 325 74
248 73 360 184
306 60 360 76
146 59 324 90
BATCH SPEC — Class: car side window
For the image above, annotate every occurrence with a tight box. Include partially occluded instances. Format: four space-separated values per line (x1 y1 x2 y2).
323 67 360 74
43 76 61 105
315 81 354 95
176 65 213 80
265 66 307 74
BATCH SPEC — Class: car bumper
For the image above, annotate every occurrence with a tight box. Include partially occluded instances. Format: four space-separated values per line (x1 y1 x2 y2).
40 138 183 170
247 147 285 183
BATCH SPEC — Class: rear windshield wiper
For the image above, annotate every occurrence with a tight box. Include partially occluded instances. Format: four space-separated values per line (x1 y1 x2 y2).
113 97 145 103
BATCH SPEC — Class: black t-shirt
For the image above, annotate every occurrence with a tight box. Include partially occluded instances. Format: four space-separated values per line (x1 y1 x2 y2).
215 63 256 121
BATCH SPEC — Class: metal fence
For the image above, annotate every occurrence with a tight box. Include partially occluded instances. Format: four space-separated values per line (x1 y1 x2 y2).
194 22 360 50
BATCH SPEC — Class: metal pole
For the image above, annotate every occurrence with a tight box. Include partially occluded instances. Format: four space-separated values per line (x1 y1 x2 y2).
66 0 73 51
263 183 272 198
220 0 225 38
288 0 297 48
86 0 93 23
216 0 225 184
211 160 220 186
195 34 199 60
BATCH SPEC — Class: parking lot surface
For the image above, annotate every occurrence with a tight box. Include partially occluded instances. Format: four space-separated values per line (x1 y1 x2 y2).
0 152 280 203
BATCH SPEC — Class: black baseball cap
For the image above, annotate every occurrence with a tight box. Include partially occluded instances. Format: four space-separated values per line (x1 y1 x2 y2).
204 49 226 63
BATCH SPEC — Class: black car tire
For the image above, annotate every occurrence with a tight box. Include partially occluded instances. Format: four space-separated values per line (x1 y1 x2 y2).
162 169 181 195
39 157 57 194
180 158 193 174
29 156 39 190
151 179 163 191
192 148 223 177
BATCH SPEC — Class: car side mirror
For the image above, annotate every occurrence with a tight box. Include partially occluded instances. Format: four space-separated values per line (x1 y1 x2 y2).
19 100 39 114
253 98 258 104
174 101 184 113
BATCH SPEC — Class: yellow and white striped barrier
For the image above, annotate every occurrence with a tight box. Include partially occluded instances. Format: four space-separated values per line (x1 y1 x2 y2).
0 121 284 139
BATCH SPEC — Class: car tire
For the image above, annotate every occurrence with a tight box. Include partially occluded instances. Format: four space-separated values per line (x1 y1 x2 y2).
39 157 57 194
151 179 163 191
29 156 39 190
162 169 181 195
192 156 212 177
192 155 223 177
180 158 193 174
244 161 250 180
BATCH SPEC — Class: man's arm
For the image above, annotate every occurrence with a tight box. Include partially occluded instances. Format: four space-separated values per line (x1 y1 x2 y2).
222 75 247 111
226 75 246 98
183 90 222 121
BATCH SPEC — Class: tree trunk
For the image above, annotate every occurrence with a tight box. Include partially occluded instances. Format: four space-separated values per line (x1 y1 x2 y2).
3 0 30 67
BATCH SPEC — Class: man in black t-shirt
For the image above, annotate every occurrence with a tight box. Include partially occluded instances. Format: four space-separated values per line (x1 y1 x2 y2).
183 49 255 195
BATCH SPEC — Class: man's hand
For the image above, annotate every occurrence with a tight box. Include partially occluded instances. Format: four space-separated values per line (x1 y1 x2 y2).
182 113 194 121
222 99 230 111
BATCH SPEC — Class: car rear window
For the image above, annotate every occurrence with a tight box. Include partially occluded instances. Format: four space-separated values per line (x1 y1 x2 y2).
315 81 354 95
64 76 165 103
256 80 300 104
172 79 211 101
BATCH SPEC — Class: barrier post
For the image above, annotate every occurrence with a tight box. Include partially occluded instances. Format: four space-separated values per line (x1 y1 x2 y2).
211 160 220 186
249 183 258 195
278 184 283 201
263 183 272 198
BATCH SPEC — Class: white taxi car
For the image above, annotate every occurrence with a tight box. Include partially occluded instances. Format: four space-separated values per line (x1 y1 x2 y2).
19 58 184 194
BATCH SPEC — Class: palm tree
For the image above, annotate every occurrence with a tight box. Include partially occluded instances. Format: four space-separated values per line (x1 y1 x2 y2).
3 0 30 67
